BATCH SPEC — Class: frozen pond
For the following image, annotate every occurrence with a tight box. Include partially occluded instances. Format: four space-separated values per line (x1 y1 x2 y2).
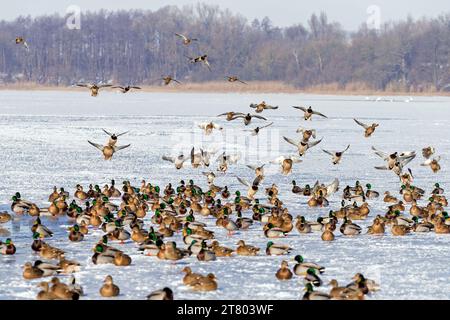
0 90 449 299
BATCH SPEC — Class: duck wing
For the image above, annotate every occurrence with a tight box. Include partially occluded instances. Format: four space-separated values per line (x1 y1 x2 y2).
292 106 307 112
114 144 130 151
283 136 299 147
88 141 104 151
354 118 369 129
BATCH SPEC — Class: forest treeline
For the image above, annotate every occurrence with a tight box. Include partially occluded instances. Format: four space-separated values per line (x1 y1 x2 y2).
0 4 449 92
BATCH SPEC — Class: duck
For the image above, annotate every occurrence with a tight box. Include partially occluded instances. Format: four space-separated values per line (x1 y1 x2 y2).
263 223 287 238
159 75 181 86
49 277 79 300
353 119 378 137
340 218 362 236
292 255 325 275
321 223 335 241
303 268 323 287
0 212 12 224
196 243 217 262
88 140 130 160
175 33 198 45
182 267 204 285
147 287 174 300
114 251 132 266
365 184 379 199
100 275 120 297
296 127 317 142
23 262 44 279
36 282 59 300
226 76 248 84
68 224 84 242
76 83 112 97
302 283 330 300
15 36 29 50
236 240 259 256
383 191 398 203
421 156 441 173
322 145 350 165
276 260 293 280
186 54 211 70
249 101 278 113
112 85 141 93
295 216 312 234
91 244 115 265
411 217 433 232
367 217 385 235
265 241 291 256
283 136 323 157
0 238 16 255
293 106 327 120
190 274 218 291
391 221 411 236
25 260 60 278
39 243 65 260
58 254 81 273
210 240 233 257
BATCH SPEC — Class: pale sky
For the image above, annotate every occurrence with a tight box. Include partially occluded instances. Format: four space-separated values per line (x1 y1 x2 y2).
1 0 449 30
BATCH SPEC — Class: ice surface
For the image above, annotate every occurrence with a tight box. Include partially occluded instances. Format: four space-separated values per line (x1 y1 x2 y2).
0 90 449 299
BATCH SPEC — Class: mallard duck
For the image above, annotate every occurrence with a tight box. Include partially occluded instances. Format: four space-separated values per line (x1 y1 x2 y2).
147 287 173 300
367 217 385 235
197 245 216 262
276 260 293 280
186 54 211 71
23 262 44 279
293 255 325 275
411 217 433 232
210 240 233 257
190 274 218 291
322 145 350 165
340 218 362 236
263 224 287 238
249 101 278 113
31 217 53 238
283 136 322 157
265 241 291 256
157 76 181 86
49 277 79 300
302 283 330 300
175 33 198 45
88 140 130 160
0 238 16 255
114 251 132 266
391 221 411 236
348 273 380 293
100 275 120 297
421 156 441 173
30 260 61 277
303 268 323 287
68 225 84 242
0 212 12 224
111 85 141 93
76 83 112 97
15 37 29 50
226 76 247 84
91 244 115 265
321 224 335 241
58 254 81 273
353 119 378 137
236 240 259 256
163 241 186 261
182 267 203 285
293 106 327 121
36 282 59 300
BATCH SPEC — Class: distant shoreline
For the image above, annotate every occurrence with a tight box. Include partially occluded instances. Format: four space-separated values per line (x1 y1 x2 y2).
1 81 449 96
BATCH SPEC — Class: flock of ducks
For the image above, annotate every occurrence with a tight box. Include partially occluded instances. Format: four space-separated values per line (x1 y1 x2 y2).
6 31 447 301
